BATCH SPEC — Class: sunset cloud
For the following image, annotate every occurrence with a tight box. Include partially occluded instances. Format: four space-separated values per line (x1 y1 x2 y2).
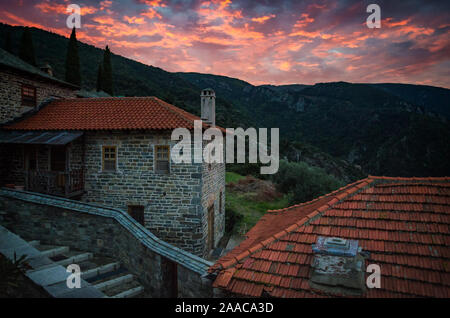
0 0 448 88
251 14 275 24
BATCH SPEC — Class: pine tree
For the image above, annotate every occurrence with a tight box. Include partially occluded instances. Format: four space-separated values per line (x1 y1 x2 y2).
102 45 113 96
4 31 13 54
19 27 36 66
96 64 103 92
65 27 81 86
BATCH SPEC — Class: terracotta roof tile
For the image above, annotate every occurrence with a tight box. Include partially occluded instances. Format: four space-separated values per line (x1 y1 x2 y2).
211 176 450 298
4 97 226 132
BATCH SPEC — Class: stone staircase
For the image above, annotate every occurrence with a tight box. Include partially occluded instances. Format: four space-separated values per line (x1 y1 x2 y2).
30 241 145 298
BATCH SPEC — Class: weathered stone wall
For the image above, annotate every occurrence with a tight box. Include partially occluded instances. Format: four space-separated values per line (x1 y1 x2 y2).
81 130 206 256
0 70 77 124
0 189 214 298
201 158 226 254
0 129 226 258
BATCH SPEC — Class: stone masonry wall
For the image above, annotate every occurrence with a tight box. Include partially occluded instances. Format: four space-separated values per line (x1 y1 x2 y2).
0 70 77 124
0 189 214 298
201 157 226 254
0 129 226 258
81 130 206 256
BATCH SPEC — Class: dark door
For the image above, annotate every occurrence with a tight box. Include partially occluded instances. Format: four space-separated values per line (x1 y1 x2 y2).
50 146 67 172
161 256 178 298
24 146 37 171
128 205 145 226
208 204 215 252
50 146 67 189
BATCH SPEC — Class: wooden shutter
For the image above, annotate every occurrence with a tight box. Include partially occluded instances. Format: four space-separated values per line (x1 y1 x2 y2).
21 84 36 106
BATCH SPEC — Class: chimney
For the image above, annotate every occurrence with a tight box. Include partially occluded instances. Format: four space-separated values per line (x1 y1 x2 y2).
40 63 53 77
201 88 215 126
310 236 367 296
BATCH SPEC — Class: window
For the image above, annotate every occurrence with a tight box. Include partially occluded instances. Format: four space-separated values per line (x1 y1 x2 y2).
128 205 145 226
102 146 117 171
155 145 170 174
21 84 36 107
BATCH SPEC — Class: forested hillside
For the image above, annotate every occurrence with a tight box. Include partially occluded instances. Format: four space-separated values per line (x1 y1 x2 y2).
1 22 449 179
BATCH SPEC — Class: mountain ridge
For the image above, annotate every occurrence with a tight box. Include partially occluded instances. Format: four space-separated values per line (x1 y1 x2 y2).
1 22 449 179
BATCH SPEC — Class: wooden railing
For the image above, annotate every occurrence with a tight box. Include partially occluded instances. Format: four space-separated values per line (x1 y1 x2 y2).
26 169 84 198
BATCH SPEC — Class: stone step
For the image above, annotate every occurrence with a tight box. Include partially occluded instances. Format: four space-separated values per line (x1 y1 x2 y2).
40 246 70 258
110 285 144 298
77 255 118 272
81 262 121 280
102 275 143 298
93 273 134 292
54 252 93 267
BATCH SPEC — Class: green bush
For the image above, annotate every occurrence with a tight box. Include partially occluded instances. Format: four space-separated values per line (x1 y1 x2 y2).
225 203 243 234
271 160 343 204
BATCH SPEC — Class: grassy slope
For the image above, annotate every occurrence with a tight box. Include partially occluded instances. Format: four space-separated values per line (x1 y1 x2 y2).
225 172 289 235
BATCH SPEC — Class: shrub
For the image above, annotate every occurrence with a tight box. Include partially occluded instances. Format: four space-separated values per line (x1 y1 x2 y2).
271 160 343 204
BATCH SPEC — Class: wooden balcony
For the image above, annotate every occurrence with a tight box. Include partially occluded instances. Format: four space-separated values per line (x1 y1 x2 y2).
26 169 84 198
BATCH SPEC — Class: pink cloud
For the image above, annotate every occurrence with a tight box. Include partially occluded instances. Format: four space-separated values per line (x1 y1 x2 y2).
0 0 448 88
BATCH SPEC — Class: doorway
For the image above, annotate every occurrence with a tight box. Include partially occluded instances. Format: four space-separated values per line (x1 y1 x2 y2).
127 205 145 226
208 204 215 253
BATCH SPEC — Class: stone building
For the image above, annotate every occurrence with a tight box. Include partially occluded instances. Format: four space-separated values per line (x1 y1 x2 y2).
0 92 226 258
0 48 78 123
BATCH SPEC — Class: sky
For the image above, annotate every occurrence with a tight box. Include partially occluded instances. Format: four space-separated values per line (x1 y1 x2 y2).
0 0 449 88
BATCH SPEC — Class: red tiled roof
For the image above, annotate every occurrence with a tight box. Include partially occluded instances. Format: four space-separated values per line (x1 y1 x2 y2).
4 97 224 132
210 176 450 298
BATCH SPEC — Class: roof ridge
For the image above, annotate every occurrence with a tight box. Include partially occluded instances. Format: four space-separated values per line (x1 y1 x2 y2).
59 96 158 101
213 177 375 271
368 175 450 181
152 97 198 127
153 97 228 133
267 177 372 213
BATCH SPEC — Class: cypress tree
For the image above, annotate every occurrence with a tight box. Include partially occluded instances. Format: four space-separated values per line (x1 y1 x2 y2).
102 45 113 96
19 27 36 66
65 27 81 86
96 64 103 92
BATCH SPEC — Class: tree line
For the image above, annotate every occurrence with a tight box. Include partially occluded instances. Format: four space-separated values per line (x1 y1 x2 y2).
4 26 114 95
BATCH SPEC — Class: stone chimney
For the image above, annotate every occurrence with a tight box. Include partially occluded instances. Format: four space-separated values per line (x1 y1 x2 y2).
310 236 367 296
201 88 215 126
40 63 53 77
